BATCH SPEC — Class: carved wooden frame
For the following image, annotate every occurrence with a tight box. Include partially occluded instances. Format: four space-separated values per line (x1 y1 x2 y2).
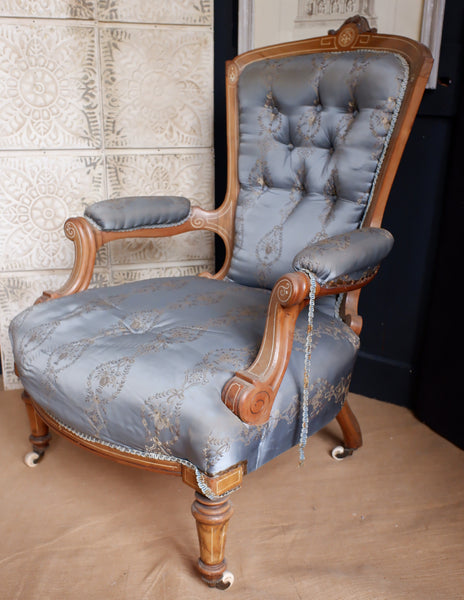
31 13 433 465
20 19 432 588
219 18 432 424
239 0 444 87
42 17 432 420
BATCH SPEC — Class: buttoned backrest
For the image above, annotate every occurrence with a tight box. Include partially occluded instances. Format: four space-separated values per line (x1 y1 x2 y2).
227 50 408 289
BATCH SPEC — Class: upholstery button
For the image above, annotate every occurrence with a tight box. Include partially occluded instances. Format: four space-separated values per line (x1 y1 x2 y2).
349 102 359 117
288 143 294 150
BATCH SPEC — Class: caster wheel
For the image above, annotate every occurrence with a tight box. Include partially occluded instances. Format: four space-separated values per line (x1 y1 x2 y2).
331 445 354 461
24 451 41 467
215 571 234 590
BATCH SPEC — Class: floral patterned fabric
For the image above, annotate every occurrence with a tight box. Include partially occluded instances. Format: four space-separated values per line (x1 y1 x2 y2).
228 50 407 289
84 196 191 231
10 276 359 476
293 227 394 285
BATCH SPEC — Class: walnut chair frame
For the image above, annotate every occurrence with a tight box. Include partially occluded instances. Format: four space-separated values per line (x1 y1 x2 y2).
13 18 432 589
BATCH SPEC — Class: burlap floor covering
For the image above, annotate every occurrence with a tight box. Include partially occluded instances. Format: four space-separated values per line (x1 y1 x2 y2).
1 387 463 600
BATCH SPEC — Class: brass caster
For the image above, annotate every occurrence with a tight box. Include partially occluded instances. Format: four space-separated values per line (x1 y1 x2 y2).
331 445 355 461
24 451 42 467
214 570 235 590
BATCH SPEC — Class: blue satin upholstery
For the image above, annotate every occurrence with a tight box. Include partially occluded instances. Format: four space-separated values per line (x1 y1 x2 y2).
293 227 394 285
228 51 407 289
9 46 407 481
10 277 359 476
84 196 191 231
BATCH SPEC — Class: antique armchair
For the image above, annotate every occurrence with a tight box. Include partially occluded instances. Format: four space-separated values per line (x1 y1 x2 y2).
9 18 432 589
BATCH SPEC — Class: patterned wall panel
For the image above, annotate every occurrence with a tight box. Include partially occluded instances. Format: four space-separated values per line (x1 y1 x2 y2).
0 24 101 149
106 152 214 267
0 1 215 389
0 155 105 271
100 28 213 148
97 0 212 24
0 1 96 19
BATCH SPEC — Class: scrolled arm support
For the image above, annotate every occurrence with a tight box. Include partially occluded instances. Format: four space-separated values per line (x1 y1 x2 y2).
222 229 394 425
222 272 313 425
36 217 100 304
35 199 235 304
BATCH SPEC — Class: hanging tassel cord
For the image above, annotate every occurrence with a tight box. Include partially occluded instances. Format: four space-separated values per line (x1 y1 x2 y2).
197 270 318 495
298 270 317 466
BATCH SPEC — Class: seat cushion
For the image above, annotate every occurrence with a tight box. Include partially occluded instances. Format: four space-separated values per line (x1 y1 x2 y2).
10 277 359 476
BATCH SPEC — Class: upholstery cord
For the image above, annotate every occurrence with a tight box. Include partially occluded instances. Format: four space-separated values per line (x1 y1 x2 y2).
298 271 317 465
334 293 344 320
36 405 230 501
360 53 409 226
193 467 239 500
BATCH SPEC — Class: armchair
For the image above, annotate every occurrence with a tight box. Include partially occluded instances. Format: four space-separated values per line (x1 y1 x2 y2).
9 17 432 589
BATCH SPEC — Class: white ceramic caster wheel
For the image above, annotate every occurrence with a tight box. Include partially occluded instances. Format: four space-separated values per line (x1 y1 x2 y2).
331 445 347 461
24 451 41 467
216 570 234 590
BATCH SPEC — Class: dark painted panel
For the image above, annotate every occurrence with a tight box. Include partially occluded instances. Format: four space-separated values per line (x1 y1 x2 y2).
413 0 464 449
351 0 464 415
350 117 452 405
214 0 238 271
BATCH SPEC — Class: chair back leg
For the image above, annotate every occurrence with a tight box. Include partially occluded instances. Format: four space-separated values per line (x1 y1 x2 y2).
336 399 363 451
22 390 51 464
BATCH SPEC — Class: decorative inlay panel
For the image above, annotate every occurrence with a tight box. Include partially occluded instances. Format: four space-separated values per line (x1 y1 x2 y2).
0 155 105 271
101 28 213 148
97 0 212 25
297 0 375 21
0 24 101 150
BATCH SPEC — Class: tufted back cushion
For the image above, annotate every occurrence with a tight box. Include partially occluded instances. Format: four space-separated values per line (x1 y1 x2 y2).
228 50 408 289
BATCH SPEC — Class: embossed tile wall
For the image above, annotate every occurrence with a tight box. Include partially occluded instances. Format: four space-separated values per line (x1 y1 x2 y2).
0 0 214 389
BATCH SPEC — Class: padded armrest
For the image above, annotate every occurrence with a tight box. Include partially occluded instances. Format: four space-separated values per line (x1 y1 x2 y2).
84 196 191 232
292 227 394 286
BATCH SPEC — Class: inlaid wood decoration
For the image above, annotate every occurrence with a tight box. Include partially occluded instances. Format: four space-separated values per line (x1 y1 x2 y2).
0 0 215 389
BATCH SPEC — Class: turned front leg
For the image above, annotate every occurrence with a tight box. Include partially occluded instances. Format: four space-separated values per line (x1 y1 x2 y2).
191 492 234 588
22 390 50 462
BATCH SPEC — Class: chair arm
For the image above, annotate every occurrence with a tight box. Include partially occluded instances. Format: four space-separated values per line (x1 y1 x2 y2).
37 196 232 303
292 227 394 289
222 272 312 425
84 196 191 231
221 229 393 426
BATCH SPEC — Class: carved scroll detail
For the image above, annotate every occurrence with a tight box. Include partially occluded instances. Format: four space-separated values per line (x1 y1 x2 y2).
329 15 377 36
222 272 312 425
36 216 100 303
327 15 378 49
